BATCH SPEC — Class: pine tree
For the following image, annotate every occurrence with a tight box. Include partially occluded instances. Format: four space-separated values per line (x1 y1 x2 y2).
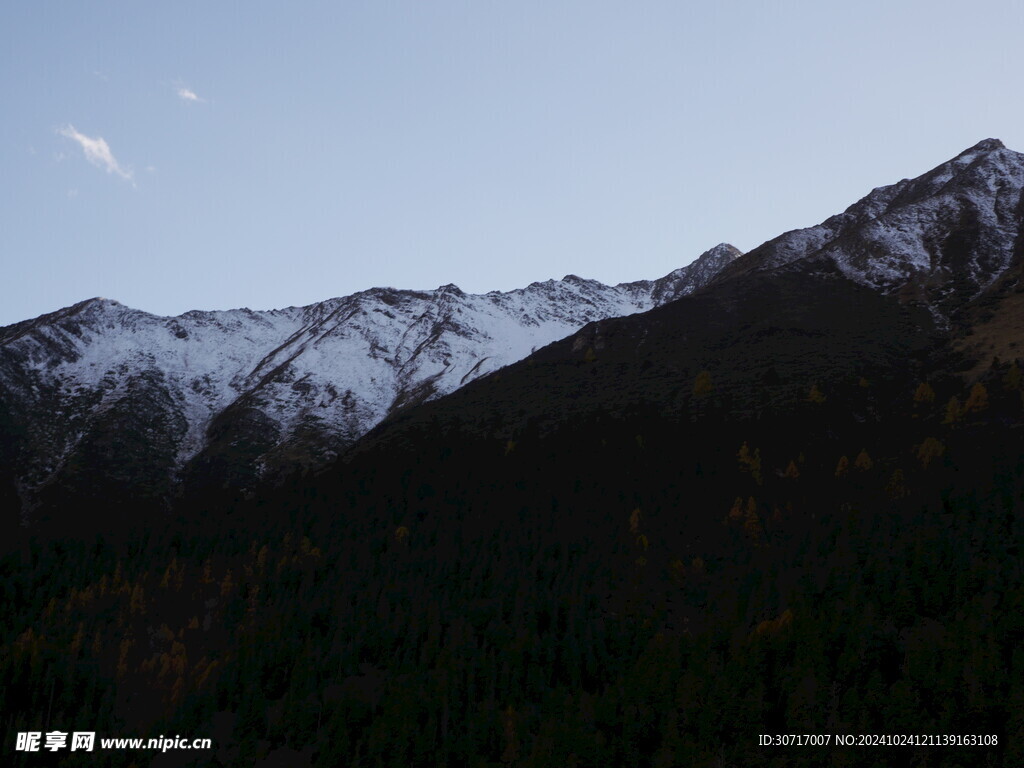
1003 363 1021 392
500 705 520 765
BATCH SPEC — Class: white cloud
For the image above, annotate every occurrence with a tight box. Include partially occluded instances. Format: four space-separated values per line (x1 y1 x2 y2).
176 83 205 103
58 125 134 183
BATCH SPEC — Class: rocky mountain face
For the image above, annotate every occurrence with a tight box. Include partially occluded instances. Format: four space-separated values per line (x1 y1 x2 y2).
0 243 740 521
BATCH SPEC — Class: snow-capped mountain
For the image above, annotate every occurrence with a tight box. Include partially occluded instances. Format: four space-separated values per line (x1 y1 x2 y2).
715 138 1024 319
354 140 1024 475
0 244 740 517
6 138 1023 526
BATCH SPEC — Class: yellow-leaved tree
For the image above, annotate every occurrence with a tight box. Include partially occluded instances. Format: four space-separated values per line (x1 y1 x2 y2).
913 381 935 405
692 370 713 398
854 449 873 472
943 396 962 425
835 455 850 478
916 437 945 469
965 382 988 413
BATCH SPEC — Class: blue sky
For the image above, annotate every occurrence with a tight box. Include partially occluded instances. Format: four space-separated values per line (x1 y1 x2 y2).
2 1 1022 325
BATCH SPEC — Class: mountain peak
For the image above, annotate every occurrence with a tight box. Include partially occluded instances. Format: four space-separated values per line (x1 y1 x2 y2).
700 243 743 261
632 243 743 306
674 243 743 274
713 139 1024 316
961 137 1005 155
942 137 1018 174
562 274 598 284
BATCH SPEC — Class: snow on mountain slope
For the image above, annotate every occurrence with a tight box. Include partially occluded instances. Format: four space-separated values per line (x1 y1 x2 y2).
0 243 740 513
716 139 1024 318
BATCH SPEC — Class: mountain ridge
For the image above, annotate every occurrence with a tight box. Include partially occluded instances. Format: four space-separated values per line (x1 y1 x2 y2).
0 243 741 521
4 138 1024 526
345 138 1023 469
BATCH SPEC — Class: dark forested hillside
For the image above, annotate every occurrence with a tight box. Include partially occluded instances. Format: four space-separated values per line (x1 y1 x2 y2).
4 261 1024 766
